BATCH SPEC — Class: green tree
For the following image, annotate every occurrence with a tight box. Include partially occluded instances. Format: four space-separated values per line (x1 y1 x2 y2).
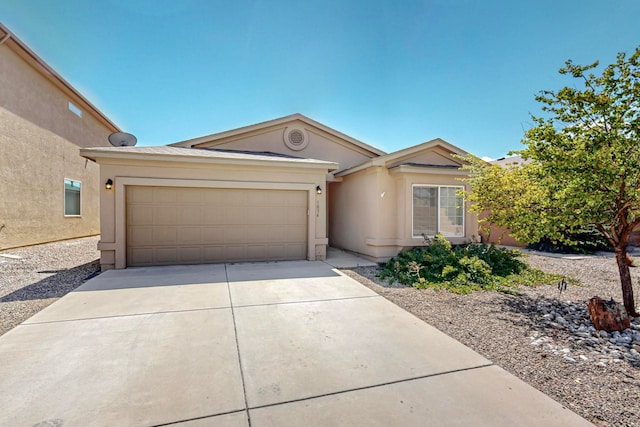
463 47 640 316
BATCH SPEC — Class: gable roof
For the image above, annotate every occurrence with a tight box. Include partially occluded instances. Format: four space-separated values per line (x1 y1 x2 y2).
170 113 386 157
0 23 119 133
80 145 339 170
335 138 469 177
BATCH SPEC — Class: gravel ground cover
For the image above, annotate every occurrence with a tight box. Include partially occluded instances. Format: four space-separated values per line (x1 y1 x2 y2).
0 236 100 336
343 251 640 427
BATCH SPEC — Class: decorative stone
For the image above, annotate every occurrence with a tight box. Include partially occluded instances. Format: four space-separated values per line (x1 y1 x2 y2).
616 336 632 345
609 350 622 359
587 297 630 332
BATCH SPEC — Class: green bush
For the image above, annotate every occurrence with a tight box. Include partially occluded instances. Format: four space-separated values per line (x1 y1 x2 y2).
378 234 563 294
527 225 611 254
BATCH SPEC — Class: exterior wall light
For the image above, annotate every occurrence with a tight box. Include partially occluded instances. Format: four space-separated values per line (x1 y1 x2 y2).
316 185 322 195
105 179 113 190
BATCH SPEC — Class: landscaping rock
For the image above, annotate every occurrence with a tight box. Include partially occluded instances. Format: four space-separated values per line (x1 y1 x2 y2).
587 296 630 332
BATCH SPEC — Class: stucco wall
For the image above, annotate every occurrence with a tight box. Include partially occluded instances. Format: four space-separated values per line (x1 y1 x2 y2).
94 158 328 269
328 168 379 256
0 44 114 249
330 165 479 262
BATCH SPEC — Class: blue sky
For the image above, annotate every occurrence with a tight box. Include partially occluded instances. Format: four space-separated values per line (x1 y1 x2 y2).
2 1 639 158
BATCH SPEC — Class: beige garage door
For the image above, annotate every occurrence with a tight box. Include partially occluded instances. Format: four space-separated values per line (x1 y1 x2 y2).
126 186 308 266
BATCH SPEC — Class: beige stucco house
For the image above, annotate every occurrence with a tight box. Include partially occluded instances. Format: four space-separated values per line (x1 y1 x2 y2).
0 23 119 250
81 114 478 270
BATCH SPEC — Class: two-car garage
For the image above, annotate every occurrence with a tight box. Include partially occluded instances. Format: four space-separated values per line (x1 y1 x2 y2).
126 186 308 266
80 145 337 270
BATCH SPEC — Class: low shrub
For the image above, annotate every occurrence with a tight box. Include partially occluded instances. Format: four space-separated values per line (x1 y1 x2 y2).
527 225 611 254
378 234 564 294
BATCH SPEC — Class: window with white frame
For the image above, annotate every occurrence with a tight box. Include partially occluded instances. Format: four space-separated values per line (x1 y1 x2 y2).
64 179 81 216
412 185 464 237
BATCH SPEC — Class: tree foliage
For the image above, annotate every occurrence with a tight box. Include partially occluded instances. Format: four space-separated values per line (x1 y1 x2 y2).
462 47 640 316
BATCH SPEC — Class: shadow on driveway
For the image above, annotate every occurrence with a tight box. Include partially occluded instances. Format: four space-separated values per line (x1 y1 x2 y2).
1 260 100 302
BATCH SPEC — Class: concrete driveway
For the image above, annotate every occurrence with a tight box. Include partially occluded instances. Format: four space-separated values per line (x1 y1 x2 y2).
0 259 592 426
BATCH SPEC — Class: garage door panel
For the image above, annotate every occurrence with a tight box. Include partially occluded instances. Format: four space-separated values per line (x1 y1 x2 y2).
246 226 272 243
201 227 227 244
178 188 203 203
226 191 247 205
153 188 178 203
286 244 307 259
223 226 248 244
156 247 178 263
287 225 307 240
179 247 202 263
179 207 202 225
247 207 281 224
245 245 266 260
202 207 226 224
177 227 202 244
128 248 153 265
226 246 247 261
128 205 153 224
128 186 154 203
127 186 308 266
155 206 178 225
282 191 306 206
153 228 178 245
287 209 307 225
203 246 224 262
128 227 153 245
225 207 248 223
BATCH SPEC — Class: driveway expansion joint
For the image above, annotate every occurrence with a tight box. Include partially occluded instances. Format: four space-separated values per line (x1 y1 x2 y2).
232 294 380 309
246 362 495 411
225 263 253 427
20 306 231 325
149 408 247 427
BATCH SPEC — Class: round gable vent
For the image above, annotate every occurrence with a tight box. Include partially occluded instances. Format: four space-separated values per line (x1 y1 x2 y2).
283 127 309 151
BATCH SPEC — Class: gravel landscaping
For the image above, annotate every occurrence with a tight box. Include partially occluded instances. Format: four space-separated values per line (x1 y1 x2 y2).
343 250 640 427
0 236 101 336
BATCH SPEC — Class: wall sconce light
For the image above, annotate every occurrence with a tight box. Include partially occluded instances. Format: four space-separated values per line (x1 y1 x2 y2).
316 185 322 195
105 179 113 190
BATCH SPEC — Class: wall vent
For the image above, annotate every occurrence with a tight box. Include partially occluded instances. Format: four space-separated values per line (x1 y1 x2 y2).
283 127 309 151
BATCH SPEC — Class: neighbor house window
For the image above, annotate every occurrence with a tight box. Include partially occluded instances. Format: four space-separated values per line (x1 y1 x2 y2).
64 179 81 216
68 101 82 117
412 185 463 237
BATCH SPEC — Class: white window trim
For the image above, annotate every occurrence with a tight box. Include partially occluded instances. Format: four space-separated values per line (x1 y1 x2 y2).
64 178 82 217
412 184 464 238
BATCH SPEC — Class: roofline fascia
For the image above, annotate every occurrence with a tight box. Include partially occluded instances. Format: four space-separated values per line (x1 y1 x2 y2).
170 113 387 157
79 149 339 171
388 165 469 176
333 159 377 177
0 23 120 133
378 138 469 164
335 138 470 177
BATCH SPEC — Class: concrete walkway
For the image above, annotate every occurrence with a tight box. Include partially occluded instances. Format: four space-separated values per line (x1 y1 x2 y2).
0 261 592 426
